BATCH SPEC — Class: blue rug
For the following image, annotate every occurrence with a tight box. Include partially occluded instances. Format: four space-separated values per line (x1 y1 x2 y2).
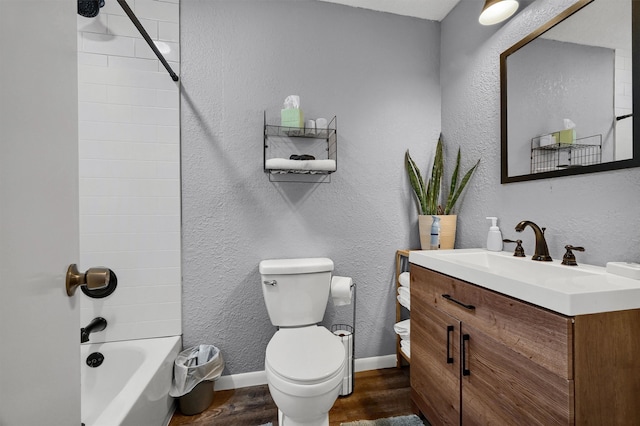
341 415 425 426
259 414 425 426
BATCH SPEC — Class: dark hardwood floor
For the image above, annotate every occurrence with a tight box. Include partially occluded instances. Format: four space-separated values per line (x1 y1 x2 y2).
169 367 417 426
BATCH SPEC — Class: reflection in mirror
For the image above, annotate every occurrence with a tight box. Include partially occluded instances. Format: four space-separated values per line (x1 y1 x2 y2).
500 0 638 183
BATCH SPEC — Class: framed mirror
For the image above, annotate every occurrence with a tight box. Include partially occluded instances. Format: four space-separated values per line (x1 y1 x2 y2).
500 0 639 183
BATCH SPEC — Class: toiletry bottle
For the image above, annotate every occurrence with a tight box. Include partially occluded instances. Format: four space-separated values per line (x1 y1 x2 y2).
430 216 441 250
486 217 503 252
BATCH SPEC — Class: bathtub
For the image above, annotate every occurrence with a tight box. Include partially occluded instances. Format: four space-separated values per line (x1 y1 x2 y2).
81 336 181 426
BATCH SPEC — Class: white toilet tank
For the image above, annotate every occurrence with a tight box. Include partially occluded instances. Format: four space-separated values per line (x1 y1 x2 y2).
259 258 334 327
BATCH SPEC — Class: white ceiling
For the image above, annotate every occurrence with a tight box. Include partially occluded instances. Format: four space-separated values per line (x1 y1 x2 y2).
315 0 461 21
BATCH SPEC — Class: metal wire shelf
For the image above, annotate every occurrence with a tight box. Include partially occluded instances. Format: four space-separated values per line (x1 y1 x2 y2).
531 134 602 174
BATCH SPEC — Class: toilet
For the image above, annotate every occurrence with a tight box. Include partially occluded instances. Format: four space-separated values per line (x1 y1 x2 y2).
260 257 347 426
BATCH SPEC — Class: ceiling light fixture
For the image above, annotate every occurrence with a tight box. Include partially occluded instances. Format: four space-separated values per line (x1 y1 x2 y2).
479 0 519 25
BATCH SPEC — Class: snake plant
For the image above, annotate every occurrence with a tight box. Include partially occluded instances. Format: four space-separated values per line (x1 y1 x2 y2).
405 135 480 216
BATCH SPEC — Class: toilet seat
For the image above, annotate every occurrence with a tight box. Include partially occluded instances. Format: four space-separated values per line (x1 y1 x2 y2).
266 326 345 385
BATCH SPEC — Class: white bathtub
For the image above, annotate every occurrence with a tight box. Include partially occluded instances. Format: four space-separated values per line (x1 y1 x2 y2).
81 336 181 426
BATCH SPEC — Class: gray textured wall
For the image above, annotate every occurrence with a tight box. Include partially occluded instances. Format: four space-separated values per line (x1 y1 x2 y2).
181 0 441 374
441 0 640 265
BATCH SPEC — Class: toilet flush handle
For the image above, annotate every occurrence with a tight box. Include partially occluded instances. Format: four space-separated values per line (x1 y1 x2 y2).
263 280 277 286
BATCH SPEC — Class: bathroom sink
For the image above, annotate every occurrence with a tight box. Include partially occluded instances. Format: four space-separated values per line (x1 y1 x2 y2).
409 249 640 316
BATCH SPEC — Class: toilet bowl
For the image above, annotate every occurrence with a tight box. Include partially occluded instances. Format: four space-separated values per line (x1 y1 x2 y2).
265 326 346 426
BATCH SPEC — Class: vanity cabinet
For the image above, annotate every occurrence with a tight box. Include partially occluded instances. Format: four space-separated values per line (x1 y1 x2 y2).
410 264 640 425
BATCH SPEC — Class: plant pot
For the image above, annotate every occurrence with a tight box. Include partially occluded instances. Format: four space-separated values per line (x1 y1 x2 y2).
418 215 457 250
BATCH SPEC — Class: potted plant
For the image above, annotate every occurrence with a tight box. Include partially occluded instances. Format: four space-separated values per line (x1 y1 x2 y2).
405 134 480 249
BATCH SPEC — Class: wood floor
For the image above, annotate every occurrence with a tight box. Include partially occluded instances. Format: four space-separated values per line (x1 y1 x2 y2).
169 367 419 426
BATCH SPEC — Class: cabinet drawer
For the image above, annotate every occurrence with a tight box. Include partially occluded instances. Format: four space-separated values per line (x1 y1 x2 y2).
411 265 573 379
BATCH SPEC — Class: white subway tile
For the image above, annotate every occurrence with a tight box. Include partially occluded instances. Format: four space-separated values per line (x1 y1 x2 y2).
78 14 108 34
167 61 180 75
156 126 180 143
134 39 179 63
148 142 180 161
80 214 180 235
80 177 180 197
615 69 633 85
156 89 178 108
79 121 159 142
77 0 181 343
116 267 181 286
79 52 108 67
158 21 179 42
108 55 159 72
107 86 157 106
78 83 108 103
81 230 181 250
107 14 158 39
156 160 181 179
131 106 179 126
79 102 134 123
80 249 181 271
115 302 181 323
81 32 135 57
617 94 633 110
617 48 632 59
86 285 181 307
104 320 182 341
81 158 142 179
85 64 178 90
80 195 180 216
80 140 178 161
135 0 179 23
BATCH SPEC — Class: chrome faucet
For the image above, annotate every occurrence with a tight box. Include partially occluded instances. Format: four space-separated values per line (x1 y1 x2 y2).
81 317 107 343
515 220 552 261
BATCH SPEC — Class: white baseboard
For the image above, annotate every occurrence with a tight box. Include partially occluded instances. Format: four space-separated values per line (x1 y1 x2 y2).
354 354 397 372
216 370 267 391
215 354 398 391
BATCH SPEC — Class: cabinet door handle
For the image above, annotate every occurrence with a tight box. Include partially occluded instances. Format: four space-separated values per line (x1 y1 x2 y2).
442 294 476 310
462 334 471 376
446 325 454 364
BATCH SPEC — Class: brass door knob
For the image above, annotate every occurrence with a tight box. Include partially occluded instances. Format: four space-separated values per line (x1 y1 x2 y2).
66 264 111 296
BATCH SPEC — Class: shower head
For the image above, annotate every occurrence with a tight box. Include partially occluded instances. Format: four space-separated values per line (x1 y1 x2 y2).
78 0 105 18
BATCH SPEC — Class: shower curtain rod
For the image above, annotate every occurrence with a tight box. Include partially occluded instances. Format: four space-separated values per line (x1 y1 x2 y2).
117 0 179 82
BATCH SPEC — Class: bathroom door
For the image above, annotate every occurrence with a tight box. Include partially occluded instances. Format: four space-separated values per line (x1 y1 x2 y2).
0 0 81 424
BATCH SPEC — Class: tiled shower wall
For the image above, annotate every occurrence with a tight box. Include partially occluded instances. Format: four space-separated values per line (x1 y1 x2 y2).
77 0 181 343
614 48 632 160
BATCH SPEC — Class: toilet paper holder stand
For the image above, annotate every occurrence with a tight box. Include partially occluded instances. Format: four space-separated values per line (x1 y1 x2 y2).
330 281 356 396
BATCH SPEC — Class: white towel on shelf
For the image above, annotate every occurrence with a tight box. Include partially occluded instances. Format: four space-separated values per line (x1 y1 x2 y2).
265 158 336 172
397 287 411 310
398 286 410 301
394 319 410 340
400 340 411 358
398 272 410 288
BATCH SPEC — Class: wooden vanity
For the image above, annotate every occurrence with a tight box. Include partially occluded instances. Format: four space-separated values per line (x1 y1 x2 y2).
410 264 640 425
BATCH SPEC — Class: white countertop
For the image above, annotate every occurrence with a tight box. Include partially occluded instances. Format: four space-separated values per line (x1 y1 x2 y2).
409 248 640 316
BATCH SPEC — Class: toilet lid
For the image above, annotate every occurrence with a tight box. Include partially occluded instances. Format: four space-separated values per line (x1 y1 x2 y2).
266 326 345 384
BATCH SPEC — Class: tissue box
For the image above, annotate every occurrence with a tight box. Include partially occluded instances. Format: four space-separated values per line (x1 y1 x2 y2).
281 108 304 128
557 129 576 144
539 134 556 147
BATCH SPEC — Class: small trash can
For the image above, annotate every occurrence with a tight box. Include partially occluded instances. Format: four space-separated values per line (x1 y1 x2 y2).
169 344 224 415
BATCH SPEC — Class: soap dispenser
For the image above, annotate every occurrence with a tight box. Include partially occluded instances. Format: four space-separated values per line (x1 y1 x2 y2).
430 215 441 250
486 217 503 252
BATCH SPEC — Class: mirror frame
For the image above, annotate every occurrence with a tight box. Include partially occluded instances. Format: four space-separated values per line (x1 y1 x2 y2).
500 0 640 183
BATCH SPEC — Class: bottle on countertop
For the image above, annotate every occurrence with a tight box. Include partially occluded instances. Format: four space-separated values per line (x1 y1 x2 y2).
430 215 441 250
486 217 503 252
